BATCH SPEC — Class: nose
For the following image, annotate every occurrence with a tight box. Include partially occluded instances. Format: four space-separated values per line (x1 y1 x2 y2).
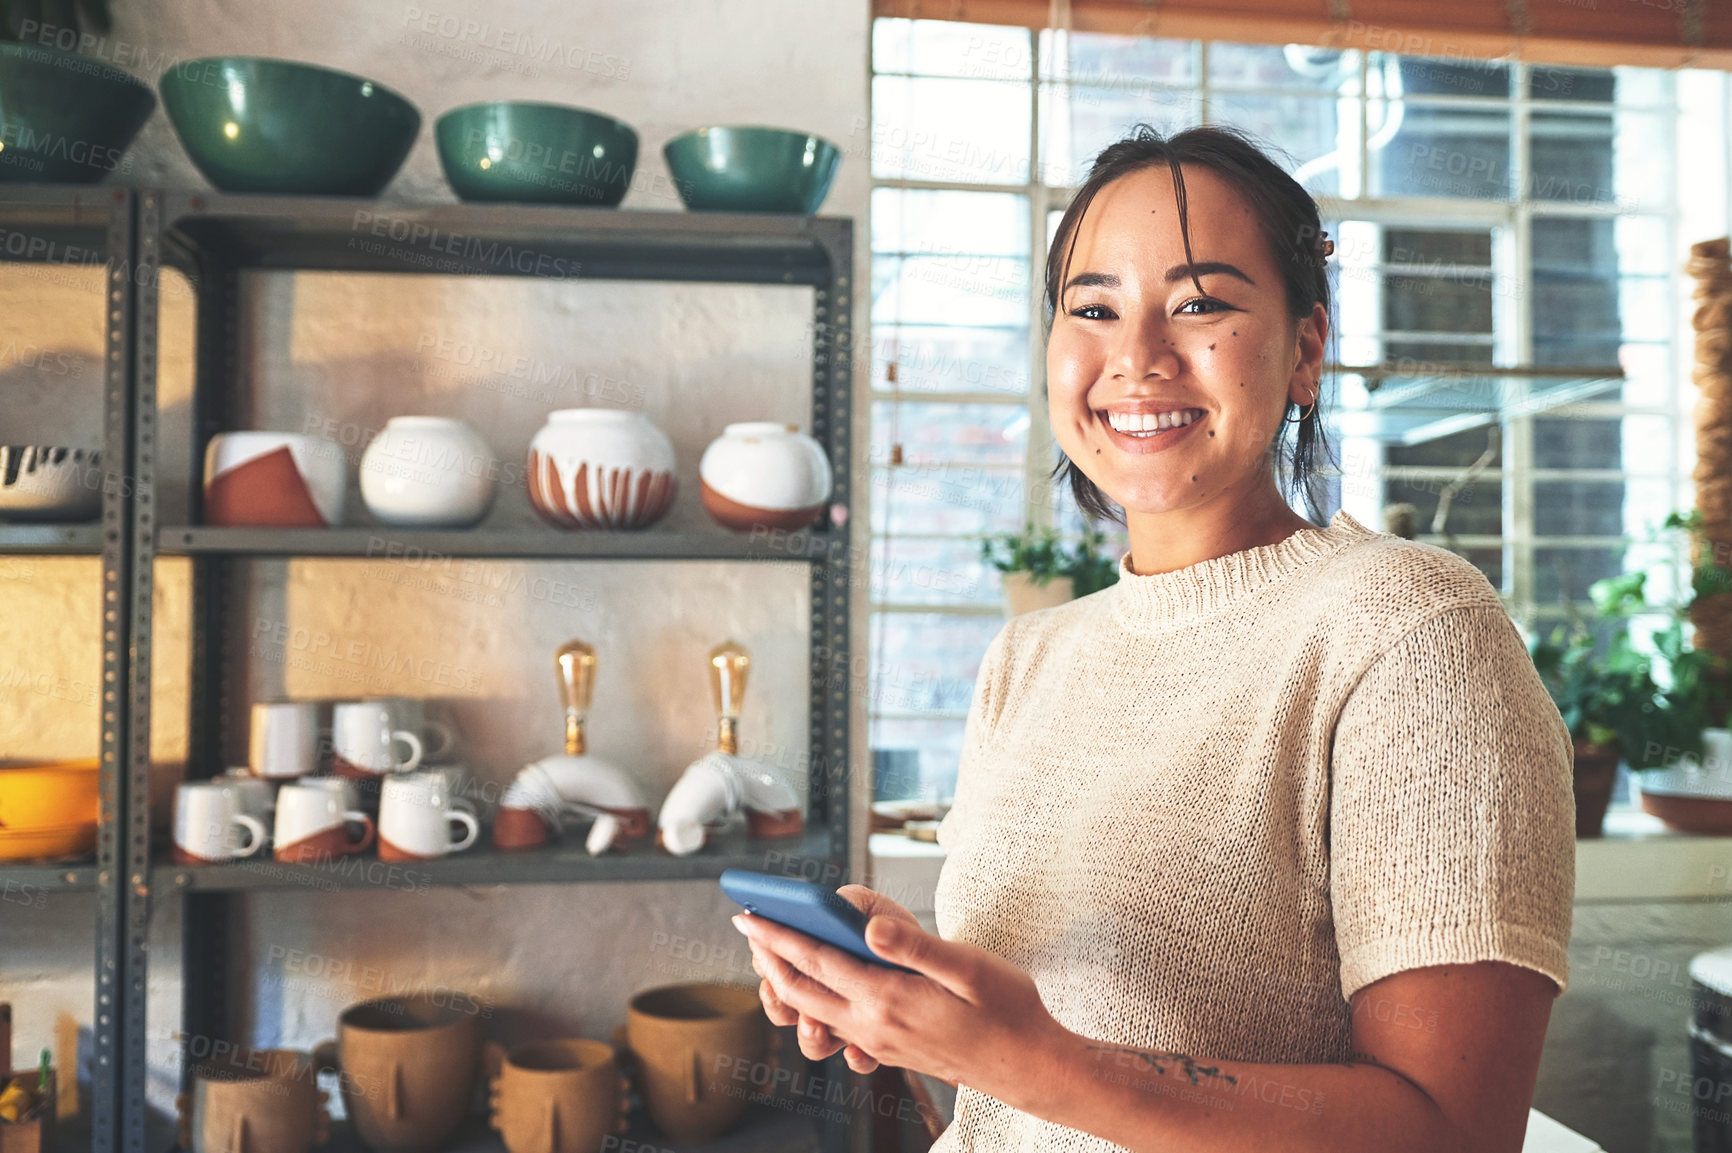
1106 306 1181 383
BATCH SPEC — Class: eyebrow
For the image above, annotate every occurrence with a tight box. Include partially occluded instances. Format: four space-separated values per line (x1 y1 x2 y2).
1062 262 1257 295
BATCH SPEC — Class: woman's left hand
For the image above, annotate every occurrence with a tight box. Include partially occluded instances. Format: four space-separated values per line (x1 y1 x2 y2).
734 905 1070 1103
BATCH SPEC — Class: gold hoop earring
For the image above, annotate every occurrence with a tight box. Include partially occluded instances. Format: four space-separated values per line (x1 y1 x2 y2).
1283 395 1317 424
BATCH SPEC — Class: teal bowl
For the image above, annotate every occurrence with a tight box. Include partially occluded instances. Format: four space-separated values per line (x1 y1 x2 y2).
663 126 841 214
436 102 637 206
0 42 155 184
159 57 419 196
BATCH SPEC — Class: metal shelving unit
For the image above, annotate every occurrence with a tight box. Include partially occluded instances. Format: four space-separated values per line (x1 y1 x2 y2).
123 190 856 1153
0 185 140 1153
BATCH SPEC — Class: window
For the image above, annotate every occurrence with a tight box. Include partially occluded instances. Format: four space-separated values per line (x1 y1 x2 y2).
869 20 1701 806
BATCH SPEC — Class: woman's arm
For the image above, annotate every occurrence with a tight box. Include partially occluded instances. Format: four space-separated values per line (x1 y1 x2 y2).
739 911 1555 1153
1016 961 1555 1153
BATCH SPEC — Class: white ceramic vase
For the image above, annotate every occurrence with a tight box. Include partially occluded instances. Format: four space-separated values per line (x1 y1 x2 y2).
527 409 676 530
204 432 346 527
698 421 832 532
359 416 497 528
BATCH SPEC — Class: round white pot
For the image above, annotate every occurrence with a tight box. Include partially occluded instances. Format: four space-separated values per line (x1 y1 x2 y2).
697 421 832 532
203 432 346 527
360 417 497 528
526 409 676 531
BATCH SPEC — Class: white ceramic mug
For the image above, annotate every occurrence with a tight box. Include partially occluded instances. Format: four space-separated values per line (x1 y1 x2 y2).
420 765 476 814
378 773 480 862
274 783 374 863
249 701 320 779
331 701 424 776
296 775 360 810
218 767 276 827
174 782 267 865
374 697 459 763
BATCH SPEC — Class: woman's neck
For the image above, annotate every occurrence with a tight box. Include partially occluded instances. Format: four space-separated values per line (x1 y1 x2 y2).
1123 486 1317 577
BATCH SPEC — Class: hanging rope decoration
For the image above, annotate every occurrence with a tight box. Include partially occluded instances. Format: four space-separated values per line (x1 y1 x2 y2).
1685 237 1732 677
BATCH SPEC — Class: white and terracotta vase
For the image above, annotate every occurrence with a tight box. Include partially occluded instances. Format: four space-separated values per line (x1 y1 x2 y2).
698 421 831 532
527 409 676 531
204 432 346 528
0 445 102 521
360 416 497 528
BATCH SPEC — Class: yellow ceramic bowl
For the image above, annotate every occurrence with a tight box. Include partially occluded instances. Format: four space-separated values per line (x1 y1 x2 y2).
0 821 97 863
0 759 100 830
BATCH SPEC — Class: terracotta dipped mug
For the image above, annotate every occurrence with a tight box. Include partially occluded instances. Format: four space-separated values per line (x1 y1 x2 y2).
273 784 374 864
484 1039 626 1153
625 983 766 1144
175 1047 330 1153
313 994 482 1153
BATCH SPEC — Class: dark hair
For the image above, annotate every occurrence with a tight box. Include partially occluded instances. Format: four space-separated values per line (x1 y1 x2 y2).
1044 123 1338 525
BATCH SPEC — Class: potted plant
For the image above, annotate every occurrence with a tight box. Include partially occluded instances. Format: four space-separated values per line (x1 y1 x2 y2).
1529 570 1717 836
981 523 1119 618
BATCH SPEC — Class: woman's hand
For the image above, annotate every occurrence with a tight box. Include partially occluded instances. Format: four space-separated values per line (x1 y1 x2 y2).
747 885 920 1072
735 887 1073 1107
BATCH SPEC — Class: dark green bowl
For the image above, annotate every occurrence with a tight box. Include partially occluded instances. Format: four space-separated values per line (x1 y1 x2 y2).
663 126 841 214
159 57 420 196
0 42 155 184
436 102 637 206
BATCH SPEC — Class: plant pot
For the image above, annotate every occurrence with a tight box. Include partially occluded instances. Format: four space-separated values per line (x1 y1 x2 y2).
1635 728 1732 833
526 410 676 531
1001 572 1073 618
1572 739 1620 838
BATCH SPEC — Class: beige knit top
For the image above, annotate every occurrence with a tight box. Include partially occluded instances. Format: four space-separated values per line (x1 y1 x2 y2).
931 509 1576 1153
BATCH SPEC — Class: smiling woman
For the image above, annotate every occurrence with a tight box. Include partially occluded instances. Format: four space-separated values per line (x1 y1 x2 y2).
740 124 1576 1153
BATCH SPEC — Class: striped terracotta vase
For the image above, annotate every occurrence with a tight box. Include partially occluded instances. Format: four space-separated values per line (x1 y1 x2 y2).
527 409 677 530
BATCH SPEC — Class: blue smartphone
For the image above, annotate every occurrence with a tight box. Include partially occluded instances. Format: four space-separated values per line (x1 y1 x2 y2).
720 869 916 974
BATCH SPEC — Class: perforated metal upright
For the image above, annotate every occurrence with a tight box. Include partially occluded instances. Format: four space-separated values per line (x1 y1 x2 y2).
0 186 142 1153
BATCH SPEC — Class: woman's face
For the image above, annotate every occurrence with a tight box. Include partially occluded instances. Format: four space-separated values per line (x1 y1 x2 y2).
1046 164 1326 517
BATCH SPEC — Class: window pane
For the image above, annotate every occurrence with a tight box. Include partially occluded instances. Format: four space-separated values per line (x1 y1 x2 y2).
1534 416 1619 469
1208 93 1348 197
871 189 1030 257
871 75 1032 184
1531 218 1620 366
1208 43 1361 92
1535 479 1625 535
1368 101 1511 200
873 18 1031 81
1038 86 1200 187
868 613 1006 716
1528 109 1669 210
872 254 1029 329
1534 546 1624 604
1376 52 1509 98
1041 31 1197 86
871 400 1028 466
870 464 1032 537
870 536 998 607
869 717 967 800
871 325 1030 396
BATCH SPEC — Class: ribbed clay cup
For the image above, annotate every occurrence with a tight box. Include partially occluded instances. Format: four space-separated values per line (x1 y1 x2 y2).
625 983 765 1144
313 993 482 1153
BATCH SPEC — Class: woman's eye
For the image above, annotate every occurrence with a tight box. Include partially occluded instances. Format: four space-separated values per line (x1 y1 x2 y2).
1178 297 1230 315
1070 303 1115 320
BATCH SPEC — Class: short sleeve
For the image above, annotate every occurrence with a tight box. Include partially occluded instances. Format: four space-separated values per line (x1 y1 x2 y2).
935 625 1014 854
1328 604 1576 1003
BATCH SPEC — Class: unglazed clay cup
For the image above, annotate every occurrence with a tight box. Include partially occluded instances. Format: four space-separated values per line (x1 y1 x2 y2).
625 983 765 1144
485 1039 624 1153
176 1047 329 1153
314 993 482 1153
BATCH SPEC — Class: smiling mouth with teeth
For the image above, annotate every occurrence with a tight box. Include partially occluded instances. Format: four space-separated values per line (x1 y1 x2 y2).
1103 408 1205 437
